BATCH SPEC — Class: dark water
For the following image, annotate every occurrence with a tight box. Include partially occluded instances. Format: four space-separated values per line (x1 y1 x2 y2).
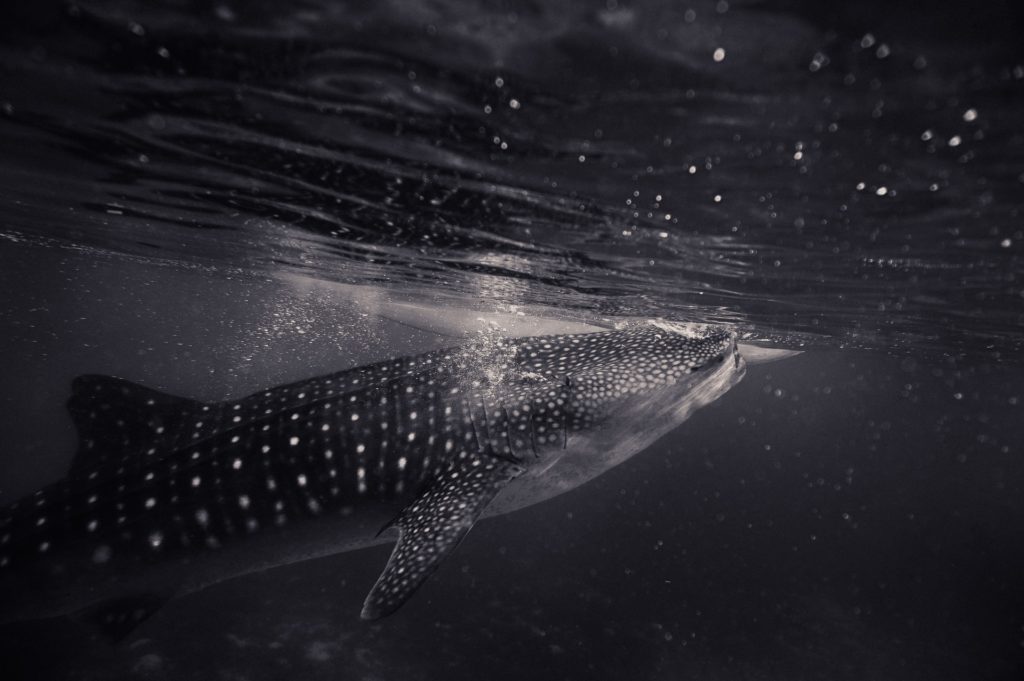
1 1 1022 679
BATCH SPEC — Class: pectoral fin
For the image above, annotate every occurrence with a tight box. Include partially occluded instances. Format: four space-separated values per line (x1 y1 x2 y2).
361 457 524 620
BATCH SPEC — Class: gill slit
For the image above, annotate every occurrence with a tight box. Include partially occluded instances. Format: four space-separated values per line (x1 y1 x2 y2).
384 377 402 494
528 409 539 458
501 406 519 461
480 399 493 452
468 398 484 455
562 374 572 449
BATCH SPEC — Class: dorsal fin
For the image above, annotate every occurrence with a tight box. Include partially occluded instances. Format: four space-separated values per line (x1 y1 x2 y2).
66 375 204 477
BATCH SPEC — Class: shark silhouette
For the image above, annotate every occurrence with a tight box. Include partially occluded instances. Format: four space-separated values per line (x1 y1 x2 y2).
0 321 754 638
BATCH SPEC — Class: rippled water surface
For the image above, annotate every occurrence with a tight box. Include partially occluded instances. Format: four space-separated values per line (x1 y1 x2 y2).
1 1 1022 679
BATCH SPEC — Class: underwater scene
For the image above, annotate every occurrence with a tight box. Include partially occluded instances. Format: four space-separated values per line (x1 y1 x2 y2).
0 1 1022 679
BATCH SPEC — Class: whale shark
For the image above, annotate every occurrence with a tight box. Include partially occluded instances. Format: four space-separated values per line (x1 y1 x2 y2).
0 320 755 637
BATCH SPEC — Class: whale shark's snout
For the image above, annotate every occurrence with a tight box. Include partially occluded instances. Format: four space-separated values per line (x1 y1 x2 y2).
646 319 798 368
646 320 736 368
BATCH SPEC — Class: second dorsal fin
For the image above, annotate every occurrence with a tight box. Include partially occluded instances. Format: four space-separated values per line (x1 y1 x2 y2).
66 374 205 477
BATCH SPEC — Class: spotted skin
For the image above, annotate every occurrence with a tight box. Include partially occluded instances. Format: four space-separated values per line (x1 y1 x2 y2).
0 322 739 631
361 455 524 619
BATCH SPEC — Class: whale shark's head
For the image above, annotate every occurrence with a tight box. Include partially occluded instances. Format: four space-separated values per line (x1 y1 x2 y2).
486 321 741 515
643 319 738 368
506 320 736 399
570 320 737 413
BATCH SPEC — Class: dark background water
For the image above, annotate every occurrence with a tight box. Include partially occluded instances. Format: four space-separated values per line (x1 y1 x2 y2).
1 1 1022 679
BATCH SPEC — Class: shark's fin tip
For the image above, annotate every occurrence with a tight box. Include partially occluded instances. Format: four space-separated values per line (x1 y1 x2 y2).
75 592 170 644
359 603 385 621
